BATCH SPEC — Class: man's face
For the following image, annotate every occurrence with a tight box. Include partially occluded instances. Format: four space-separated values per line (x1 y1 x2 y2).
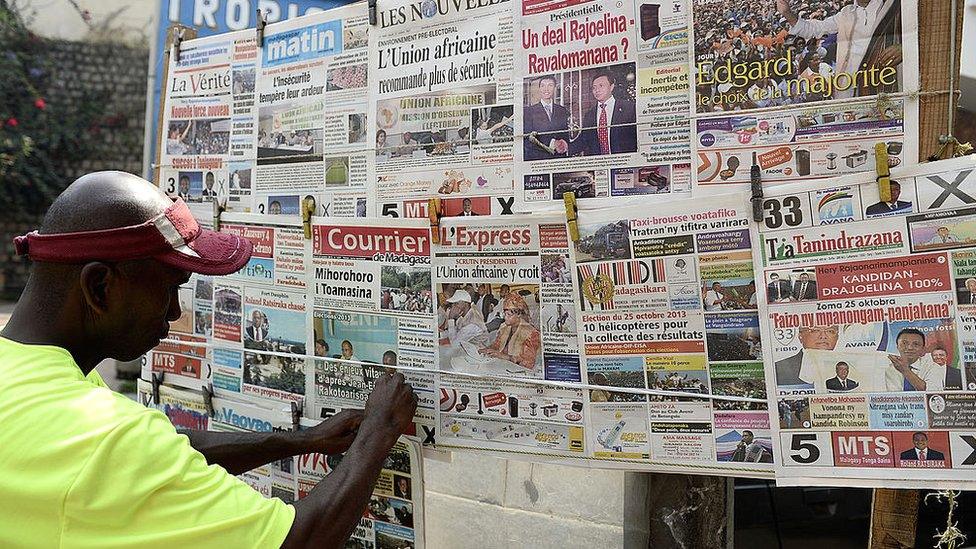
463 199 472 212
741 432 754 444
932 349 948 366
179 178 190 193
108 261 189 361
591 76 615 102
938 227 950 238
966 279 976 292
538 78 555 101
341 341 353 357
800 274 809 282
251 310 265 328
798 325 839 350
205 175 214 189
770 274 779 282
315 342 327 356
836 363 849 379
269 202 282 215
383 353 396 366
500 286 510 298
896 333 926 363
913 433 929 451
712 283 721 292
808 54 821 69
889 183 901 202
452 301 470 316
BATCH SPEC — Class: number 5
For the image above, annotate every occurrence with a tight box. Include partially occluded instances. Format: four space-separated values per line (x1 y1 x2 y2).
790 433 821 464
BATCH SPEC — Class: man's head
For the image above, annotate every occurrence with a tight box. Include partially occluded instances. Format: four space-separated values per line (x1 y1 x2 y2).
205 172 215 190
591 72 616 103
770 273 779 282
932 347 948 366
741 430 754 444
799 273 809 282
383 350 397 366
835 361 849 380
889 181 901 202
896 328 926 363
500 284 510 298
537 75 557 101
446 289 472 315
712 282 722 291
797 324 839 350
269 201 282 215
341 340 354 358
250 310 266 328
912 432 929 451
462 198 472 213
966 278 976 292
937 226 950 238
675 258 686 269
9 171 252 364
314 338 329 356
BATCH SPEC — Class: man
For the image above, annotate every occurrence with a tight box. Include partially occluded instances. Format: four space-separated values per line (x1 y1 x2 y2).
382 351 397 367
792 272 817 301
775 324 840 386
314 338 330 358
440 290 488 348
926 226 959 246
766 273 792 302
703 282 725 311
458 198 477 216
776 0 903 100
560 72 637 156
886 328 943 391
177 175 191 201
485 284 510 331
932 346 962 390
730 430 769 463
1 171 417 547
522 74 570 161
244 309 270 345
825 361 859 391
202 172 218 198
960 277 976 306
899 432 946 461
865 180 912 215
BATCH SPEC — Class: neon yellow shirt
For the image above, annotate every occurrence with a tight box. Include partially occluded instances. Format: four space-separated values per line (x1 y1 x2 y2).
0 337 295 548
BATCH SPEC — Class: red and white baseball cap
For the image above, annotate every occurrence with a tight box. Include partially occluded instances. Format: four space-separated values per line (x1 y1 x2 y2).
13 198 252 275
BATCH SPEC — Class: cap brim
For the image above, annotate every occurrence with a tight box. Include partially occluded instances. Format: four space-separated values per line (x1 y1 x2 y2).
155 228 253 276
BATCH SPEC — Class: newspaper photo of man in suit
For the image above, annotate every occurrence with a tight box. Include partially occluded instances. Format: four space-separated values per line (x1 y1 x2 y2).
522 75 570 161
560 71 638 157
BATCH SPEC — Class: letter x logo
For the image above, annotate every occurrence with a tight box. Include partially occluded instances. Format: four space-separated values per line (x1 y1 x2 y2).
496 197 515 215
422 425 436 444
961 435 976 466
927 170 975 209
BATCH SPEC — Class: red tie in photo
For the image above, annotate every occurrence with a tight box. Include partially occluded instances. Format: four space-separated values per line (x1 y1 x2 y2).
598 103 609 154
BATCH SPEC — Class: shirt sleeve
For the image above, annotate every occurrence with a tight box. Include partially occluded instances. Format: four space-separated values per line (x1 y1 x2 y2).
61 409 295 549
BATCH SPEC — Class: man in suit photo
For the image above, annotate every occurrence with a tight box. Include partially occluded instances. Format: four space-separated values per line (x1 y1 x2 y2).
560 71 637 157
244 309 270 346
522 75 570 161
766 273 792 302
899 432 945 461
792 272 817 301
825 361 858 391
775 324 839 386
865 180 912 216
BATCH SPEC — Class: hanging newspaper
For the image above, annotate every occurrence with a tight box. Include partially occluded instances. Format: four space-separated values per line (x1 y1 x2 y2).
571 192 774 475
160 33 234 218
296 420 426 549
514 0 693 210
143 273 213 390
228 30 258 212
689 0 919 189
754 155 976 488
136 378 211 432
306 218 438 445
369 0 517 220
433 213 586 457
210 215 309 405
254 7 370 218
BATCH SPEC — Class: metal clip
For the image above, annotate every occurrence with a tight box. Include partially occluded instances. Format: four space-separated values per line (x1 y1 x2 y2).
368 0 378 25
172 28 185 64
875 142 892 203
201 383 216 417
302 196 315 239
256 9 267 48
213 199 226 232
750 152 763 222
290 400 303 431
429 198 442 244
563 192 579 242
151 372 165 405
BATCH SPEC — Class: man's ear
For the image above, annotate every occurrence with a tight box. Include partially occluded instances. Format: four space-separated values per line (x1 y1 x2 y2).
79 262 114 314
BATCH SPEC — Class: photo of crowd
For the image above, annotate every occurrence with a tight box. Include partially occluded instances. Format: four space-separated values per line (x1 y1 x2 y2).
470 105 514 145
711 376 767 411
313 311 399 367
777 397 811 429
693 0 904 111
381 266 433 314
257 128 323 158
166 118 231 156
233 68 255 94
541 254 571 284
243 352 306 395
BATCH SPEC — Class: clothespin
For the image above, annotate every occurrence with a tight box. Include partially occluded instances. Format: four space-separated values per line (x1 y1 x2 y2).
563 192 579 242
290 400 303 431
428 198 441 244
368 0 378 25
302 197 315 239
201 383 216 417
256 9 267 48
750 152 763 222
151 372 165 405
875 142 891 203
213 199 226 232
172 28 185 64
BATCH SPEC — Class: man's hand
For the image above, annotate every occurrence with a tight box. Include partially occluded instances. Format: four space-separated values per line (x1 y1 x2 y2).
888 353 911 374
776 0 797 25
301 409 364 455
876 45 902 68
362 372 418 444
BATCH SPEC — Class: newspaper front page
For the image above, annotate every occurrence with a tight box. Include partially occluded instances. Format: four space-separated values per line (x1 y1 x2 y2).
753 155 976 488
254 7 370 219
514 0 693 210
689 0 920 189
142 273 213 390
369 0 517 220
571 192 774 475
433 213 586 457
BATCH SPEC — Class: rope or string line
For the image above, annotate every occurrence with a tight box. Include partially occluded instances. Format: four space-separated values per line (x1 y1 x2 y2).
158 337 769 404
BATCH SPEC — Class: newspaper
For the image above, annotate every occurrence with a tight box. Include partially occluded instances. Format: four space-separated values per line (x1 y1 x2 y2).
514 0 693 209
368 0 517 219
571 192 774 475
433 213 586 456
142 273 213 390
136 378 211 431
306 218 438 445
753 155 976 488
159 33 235 219
254 7 370 218
296 419 426 549
227 31 258 212
689 0 920 189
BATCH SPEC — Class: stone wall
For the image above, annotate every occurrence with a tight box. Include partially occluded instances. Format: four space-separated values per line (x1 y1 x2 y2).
0 40 148 299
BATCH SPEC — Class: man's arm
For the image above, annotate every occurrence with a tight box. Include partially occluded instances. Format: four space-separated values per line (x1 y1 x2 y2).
282 372 418 549
180 410 363 475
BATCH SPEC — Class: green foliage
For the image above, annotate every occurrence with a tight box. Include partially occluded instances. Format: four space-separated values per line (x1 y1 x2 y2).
0 5 101 215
